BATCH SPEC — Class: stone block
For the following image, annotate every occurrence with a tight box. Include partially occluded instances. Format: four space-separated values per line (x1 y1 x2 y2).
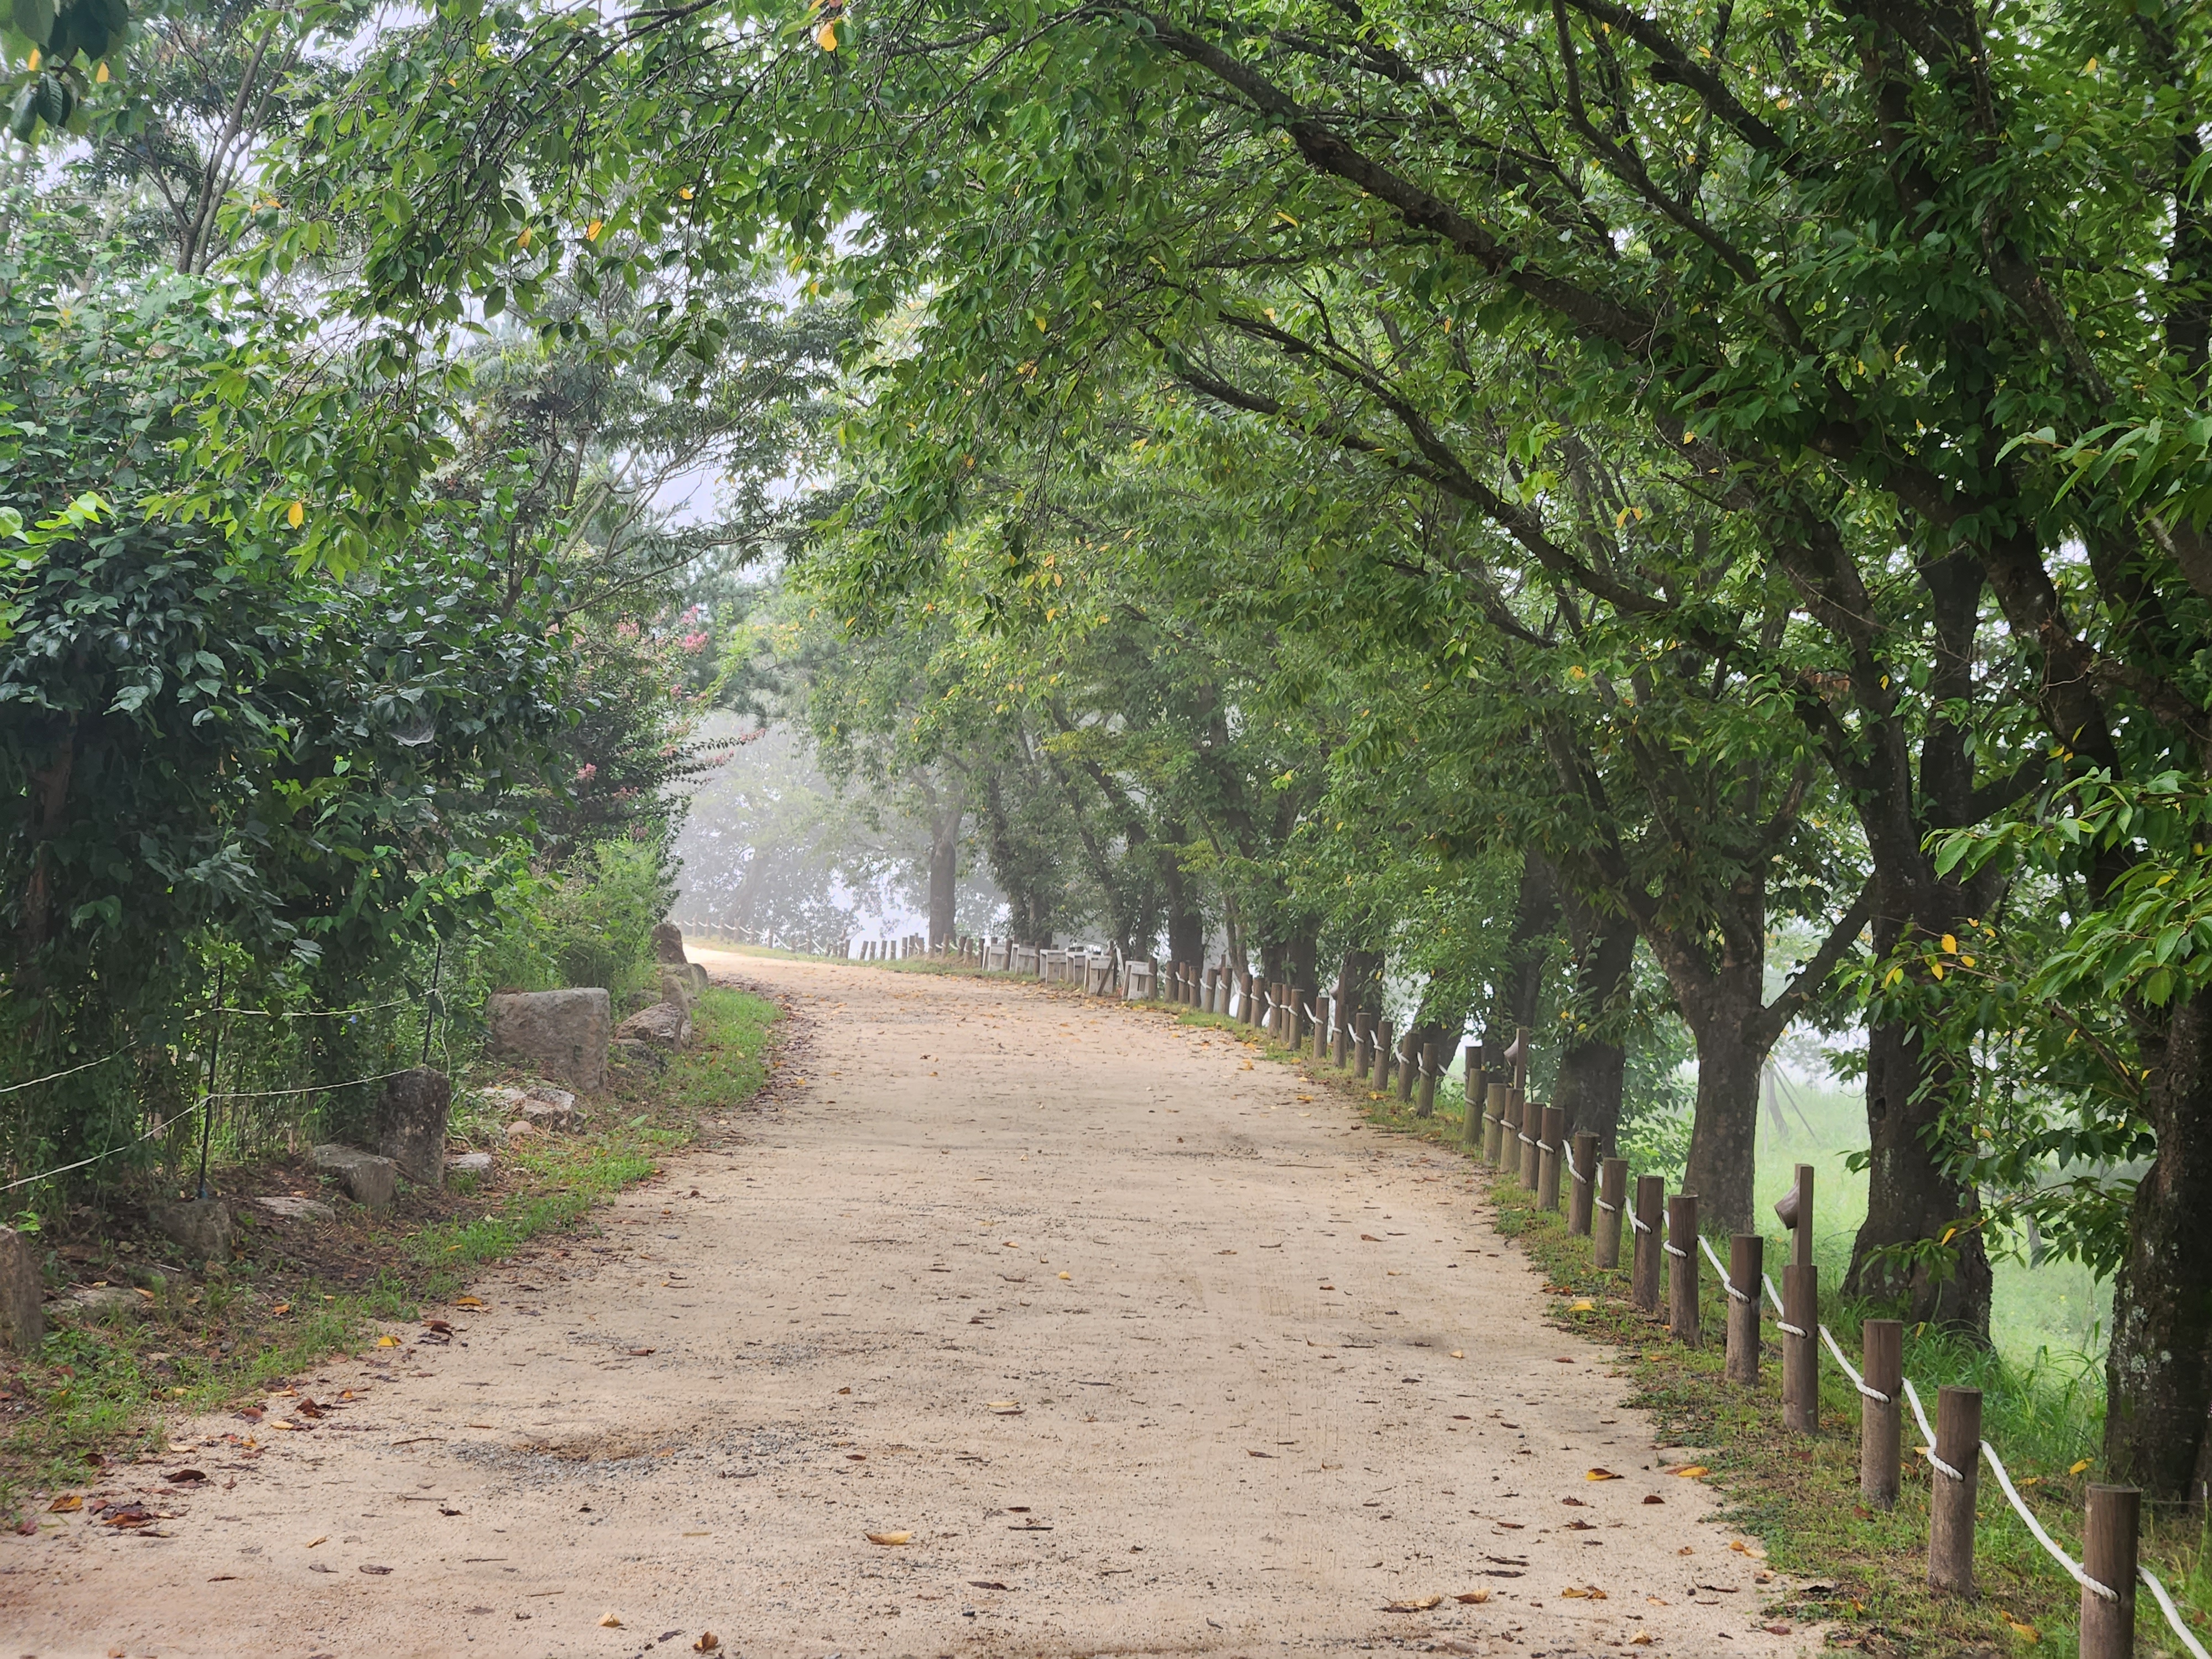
311 1144 398 1212
67 1285 148 1322
446 1151 493 1176
0 1225 41 1353
685 962 710 994
253 1195 335 1223
486 988 609 1093
148 1198 233 1263
375 1066 453 1187
651 921 687 964
615 1001 691 1051
659 967 697 1015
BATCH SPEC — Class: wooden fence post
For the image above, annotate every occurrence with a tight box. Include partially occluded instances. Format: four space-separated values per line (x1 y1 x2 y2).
1631 1175 1663 1313
1666 1193 1699 1347
1726 1234 1761 1384
1567 1131 1597 1234
1354 1010 1374 1077
1312 995 1329 1063
1396 1032 1419 1105
1860 1319 1902 1508
1461 1050 1485 1147
1373 1020 1395 1092
1518 1100 1542 1191
1594 1157 1626 1267
2079 1484 2139 1658
1333 1005 1352 1070
1483 1082 1507 1164
1416 1041 1438 1118
1783 1262 1818 1434
1927 1385 1983 1595
1498 1087 1524 1174
1537 1105 1565 1211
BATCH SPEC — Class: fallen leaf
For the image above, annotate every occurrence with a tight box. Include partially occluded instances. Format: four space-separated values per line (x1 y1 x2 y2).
1383 1595 1442 1611
1361 1233 1381 1241
1058 1271 1071 1280
625 1348 656 1357
968 1579 1009 1590
360 1564 393 1575
1671 1464 1710 1478
266 1418 304 1431
270 1302 291 1316
693 1636 721 1654
1569 1299 1596 1312
455 1296 486 1309
837 1386 852 1395
1561 1496 1587 1506
423 1319 452 1335
1585 1468 1623 1481
1450 1349 1464 1359
46 1494 81 1512
163 1468 207 1483
987 1401 1022 1414
1630 1634 1655 1646
2068 1458 2091 1474
1453 1589 1491 1604
599 1612 624 1627
1767 1625 1798 1637
2006 1620 2038 1642
866 1531 912 1546
306 1535 328 1547
1642 1494 1666 1505
375 1335 400 1348
295 1399 327 1419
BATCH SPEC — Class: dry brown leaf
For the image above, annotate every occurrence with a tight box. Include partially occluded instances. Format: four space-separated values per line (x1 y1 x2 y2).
1360 1233 1381 1241
1382 1594 1442 1612
693 1636 721 1654
1584 1468 1623 1481
1453 1589 1491 1604
2006 1621 2038 1642
865 1531 912 1546
46 1494 81 1512
1630 1634 1655 1646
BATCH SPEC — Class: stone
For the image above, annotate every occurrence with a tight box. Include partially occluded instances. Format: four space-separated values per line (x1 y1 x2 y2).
478 1086 529 1112
659 967 697 1015
486 988 610 1093
504 1119 542 1143
614 1000 692 1051
651 921 687 964
521 1096 580 1131
374 1067 453 1187
253 1195 335 1223
67 1285 149 1321
0 1225 42 1353
148 1198 233 1263
686 962 710 994
446 1151 493 1176
311 1144 398 1212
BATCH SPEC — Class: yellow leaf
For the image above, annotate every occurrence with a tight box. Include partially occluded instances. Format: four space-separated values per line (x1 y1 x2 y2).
375 1334 400 1347
1453 1589 1491 1604
270 1302 290 1315
2084 56 2096 71
1585 1468 1623 1481
1569 1298 1595 1313
1883 966 1904 987
1941 934 1958 954
1384 1595 1442 1611
454 1295 485 1308
1631 1635 1655 1646
1057 1271 1071 1280
96 60 109 83
1940 1225 1958 1246
516 225 534 248
2009 1620 2039 1642
286 500 305 529
1931 962 1946 980
47 1494 81 1512
816 19 837 49
987 1401 1022 1413
599 1612 623 1628
306 1535 327 1547
1450 1349 1465 1359
586 219 604 241
1961 955 1976 967
1670 1464 1709 1478
1274 210 1300 228
865 1531 912 1546
26 46 39 70
2069 1458 2091 1475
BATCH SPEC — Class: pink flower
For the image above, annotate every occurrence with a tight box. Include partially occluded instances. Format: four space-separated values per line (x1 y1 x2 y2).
680 632 708 654
576 763 598 782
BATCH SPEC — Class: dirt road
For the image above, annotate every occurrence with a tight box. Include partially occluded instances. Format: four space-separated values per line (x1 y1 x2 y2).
2 954 1815 1657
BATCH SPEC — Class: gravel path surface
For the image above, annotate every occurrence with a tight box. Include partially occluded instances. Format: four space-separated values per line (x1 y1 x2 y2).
1 953 1820 1657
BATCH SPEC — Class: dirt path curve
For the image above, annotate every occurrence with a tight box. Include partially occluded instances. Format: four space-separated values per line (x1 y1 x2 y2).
3 955 1819 1659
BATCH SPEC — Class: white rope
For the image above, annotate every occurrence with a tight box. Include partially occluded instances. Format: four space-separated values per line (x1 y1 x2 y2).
1594 1196 1618 1214
1628 1210 1652 1234
1563 1149 1585 1186
1662 1240 1688 1259
1695 1233 1751 1302
1818 1321 1891 1402
2142 1568 2212 1658
1 1093 207 1192
1979 1438 2117 1602
1760 1272 1808 1338
0 1049 129 1095
1518 1132 1536 1146
1901 1378 1965 1481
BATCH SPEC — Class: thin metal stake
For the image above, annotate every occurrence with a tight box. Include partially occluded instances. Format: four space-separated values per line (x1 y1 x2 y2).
420 939 443 1067
196 966 224 1201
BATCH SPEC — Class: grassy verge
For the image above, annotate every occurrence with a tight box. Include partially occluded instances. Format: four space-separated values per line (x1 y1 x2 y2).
1177 1003 2212 1657
1 985 780 1516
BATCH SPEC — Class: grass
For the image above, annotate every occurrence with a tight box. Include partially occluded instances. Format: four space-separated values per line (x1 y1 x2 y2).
0 985 780 1518
1168 997 2212 1657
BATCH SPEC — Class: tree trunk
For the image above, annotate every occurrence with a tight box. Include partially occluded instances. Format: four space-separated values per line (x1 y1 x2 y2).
928 812 959 948
1554 895 1636 1154
1844 909 1995 1338
1337 947 1385 1018
1160 836 1205 968
2105 983 2212 1507
1499 857 1558 1033
1678 974 1767 1236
